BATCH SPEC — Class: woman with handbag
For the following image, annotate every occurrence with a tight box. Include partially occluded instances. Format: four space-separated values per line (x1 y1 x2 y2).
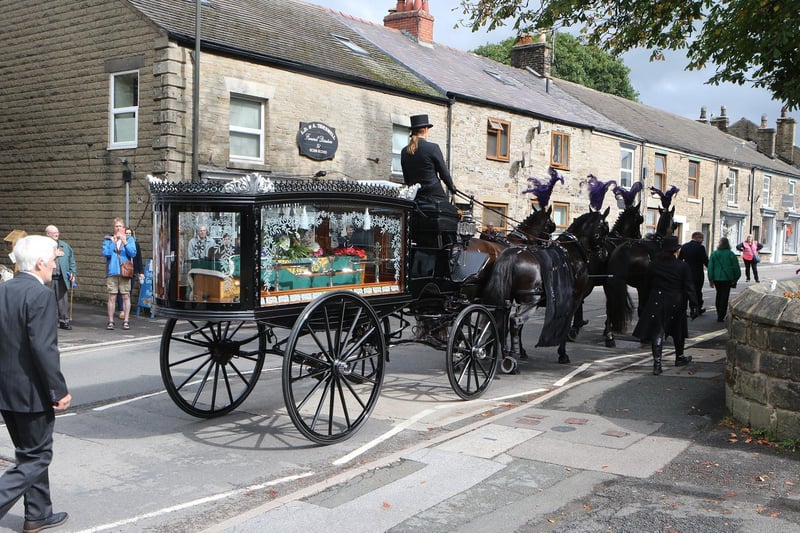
736 234 763 282
708 237 741 322
101 217 137 330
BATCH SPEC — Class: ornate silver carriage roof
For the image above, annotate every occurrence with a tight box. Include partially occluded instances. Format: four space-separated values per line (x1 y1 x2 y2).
147 173 419 200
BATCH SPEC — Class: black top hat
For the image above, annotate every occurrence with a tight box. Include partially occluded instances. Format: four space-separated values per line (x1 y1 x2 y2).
409 114 433 130
661 235 681 253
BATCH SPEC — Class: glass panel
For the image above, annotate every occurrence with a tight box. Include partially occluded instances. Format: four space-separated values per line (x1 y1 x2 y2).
230 132 260 158
259 202 404 306
392 125 407 174
486 133 498 157
113 112 136 143
114 73 138 107
153 209 171 302
761 216 773 249
177 211 242 303
785 220 797 254
620 149 633 187
499 126 509 157
230 98 261 129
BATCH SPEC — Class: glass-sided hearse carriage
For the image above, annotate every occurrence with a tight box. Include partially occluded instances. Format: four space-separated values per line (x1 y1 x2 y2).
149 173 499 444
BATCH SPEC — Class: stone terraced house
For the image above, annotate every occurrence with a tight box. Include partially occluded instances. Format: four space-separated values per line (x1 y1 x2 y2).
1 0 798 303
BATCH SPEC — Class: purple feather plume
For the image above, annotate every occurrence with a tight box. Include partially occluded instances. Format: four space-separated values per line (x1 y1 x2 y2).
650 185 680 208
613 182 643 207
523 167 564 209
581 174 617 211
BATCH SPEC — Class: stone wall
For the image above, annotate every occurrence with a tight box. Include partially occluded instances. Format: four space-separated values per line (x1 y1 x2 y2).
727 280 800 440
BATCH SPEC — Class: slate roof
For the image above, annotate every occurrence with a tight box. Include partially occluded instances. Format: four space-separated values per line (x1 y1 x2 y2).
338 12 638 139
124 0 442 98
555 78 800 178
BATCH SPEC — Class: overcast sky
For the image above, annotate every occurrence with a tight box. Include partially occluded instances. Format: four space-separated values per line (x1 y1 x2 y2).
309 0 789 128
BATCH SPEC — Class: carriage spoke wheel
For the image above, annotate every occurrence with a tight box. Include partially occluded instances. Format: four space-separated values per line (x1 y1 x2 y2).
160 319 266 418
446 305 500 400
283 291 386 445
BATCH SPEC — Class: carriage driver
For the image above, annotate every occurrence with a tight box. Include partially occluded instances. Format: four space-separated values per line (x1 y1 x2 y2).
400 114 458 215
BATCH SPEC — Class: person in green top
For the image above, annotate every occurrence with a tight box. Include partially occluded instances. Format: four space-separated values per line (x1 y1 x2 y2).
707 237 741 322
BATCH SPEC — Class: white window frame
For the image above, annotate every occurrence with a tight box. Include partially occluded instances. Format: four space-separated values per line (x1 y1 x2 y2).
727 169 738 205
229 95 265 163
109 70 139 150
552 201 569 231
391 123 408 178
620 147 634 187
654 154 667 192
687 160 699 198
762 175 771 207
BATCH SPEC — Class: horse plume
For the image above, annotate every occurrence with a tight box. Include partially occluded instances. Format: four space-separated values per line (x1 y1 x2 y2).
581 175 616 211
650 185 680 208
612 182 643 208
524 167 564 210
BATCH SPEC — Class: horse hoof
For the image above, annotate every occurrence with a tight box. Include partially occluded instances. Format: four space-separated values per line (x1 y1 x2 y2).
568 329 578 341
604 339 616 348
500 357 518 374
558 355 570 364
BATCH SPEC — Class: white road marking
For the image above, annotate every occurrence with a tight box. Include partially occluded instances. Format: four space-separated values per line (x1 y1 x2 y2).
76 471 314 533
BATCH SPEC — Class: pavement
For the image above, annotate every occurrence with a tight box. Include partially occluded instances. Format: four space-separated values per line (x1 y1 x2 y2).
54 265 800 532
57 300 167 352
201 337 800 533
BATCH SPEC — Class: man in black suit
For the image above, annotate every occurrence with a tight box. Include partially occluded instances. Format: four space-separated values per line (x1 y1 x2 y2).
0 236 71 532
678 231 709 314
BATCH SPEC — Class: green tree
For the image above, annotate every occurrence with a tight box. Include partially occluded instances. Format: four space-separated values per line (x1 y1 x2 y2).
473 33 638 100
458 0 800 110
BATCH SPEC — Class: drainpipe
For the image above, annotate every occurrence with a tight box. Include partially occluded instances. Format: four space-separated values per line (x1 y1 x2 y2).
446 96 454 170
748 166 756 235
711 160 719 249
639 141 646 233
192 0 201 182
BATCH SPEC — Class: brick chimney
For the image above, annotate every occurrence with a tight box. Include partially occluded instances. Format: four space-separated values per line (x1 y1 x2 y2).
510 33 551 78
775 107 797 163
384 0 434 44
709 106 729 132
756 114 776 157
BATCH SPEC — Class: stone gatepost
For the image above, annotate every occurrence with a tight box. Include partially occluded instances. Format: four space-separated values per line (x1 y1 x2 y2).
727 280 800 440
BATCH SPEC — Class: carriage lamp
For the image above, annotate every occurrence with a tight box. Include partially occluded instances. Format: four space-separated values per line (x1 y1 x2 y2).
457 210 477 244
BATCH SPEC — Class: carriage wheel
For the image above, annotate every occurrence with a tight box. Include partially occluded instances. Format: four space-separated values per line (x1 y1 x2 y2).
446 304 500 400
282 291 386 444
160 319 266 418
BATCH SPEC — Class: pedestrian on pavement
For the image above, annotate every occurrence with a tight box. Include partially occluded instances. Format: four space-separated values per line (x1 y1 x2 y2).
678 231 708 315
736 234 763 282
44 225 77 330
0 235 71 531
102 218 137 330
708 237 741 322
116 227 144 320
633 235 700 375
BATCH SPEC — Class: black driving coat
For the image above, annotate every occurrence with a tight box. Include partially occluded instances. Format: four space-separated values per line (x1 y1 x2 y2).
633 253 699 343
401 138 455 204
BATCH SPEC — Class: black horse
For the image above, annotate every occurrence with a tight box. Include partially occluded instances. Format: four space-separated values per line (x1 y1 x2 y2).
483 210 608 370
603 204 676 343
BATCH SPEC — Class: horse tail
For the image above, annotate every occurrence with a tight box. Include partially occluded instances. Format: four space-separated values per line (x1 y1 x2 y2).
483 247 518 307
605 250 633 332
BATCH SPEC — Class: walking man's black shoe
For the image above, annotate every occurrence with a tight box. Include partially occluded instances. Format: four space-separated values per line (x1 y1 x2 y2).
675 355 693 366
23 512 69 533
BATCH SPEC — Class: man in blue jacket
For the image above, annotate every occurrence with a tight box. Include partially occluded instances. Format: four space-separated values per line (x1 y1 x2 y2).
0 235 71 531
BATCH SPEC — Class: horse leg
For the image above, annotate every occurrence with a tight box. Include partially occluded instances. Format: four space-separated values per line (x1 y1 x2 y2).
497 303 520 375
557 340 570 364
603 319 616 348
